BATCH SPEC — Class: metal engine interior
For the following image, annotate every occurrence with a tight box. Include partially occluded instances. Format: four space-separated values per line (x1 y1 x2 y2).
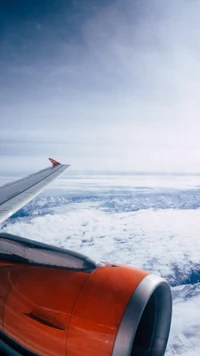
113 275 172 356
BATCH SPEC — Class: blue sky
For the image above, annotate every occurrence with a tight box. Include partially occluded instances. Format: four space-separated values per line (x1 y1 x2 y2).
1 0 200 173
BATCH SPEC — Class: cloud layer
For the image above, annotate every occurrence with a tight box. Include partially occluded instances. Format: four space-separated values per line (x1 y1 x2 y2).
2 171 200 354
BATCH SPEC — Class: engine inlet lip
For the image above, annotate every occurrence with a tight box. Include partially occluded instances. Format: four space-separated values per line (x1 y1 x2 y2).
112 274 172 356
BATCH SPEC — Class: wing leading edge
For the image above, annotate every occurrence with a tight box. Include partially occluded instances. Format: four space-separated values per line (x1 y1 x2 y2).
0 158 70 224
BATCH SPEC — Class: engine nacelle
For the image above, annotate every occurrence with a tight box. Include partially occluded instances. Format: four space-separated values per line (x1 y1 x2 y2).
0 233 172 356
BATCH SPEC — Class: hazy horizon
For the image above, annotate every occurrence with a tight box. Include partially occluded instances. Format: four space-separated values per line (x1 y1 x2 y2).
1 0 200 173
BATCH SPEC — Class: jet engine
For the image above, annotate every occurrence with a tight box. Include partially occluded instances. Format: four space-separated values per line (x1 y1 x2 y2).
0 233 172 356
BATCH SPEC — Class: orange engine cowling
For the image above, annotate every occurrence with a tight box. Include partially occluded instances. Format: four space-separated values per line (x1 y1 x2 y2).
0 233 172 356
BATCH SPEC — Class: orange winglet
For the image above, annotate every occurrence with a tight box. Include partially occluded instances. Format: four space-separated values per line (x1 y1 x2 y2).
49 158 61 166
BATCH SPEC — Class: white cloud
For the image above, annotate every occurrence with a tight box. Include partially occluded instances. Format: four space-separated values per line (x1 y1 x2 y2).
167 285 200 356
2 171 200 354
3 205 200 285
3 206 200 355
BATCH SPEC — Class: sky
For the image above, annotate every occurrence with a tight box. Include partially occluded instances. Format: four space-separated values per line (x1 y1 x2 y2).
1 0 200 173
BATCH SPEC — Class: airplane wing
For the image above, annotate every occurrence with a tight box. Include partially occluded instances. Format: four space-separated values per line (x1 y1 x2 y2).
0 158 69 224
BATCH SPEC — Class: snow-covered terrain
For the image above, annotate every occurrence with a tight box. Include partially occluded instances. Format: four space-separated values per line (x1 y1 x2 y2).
1 172 200 355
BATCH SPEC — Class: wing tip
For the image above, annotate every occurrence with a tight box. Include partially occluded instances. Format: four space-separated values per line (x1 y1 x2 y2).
49 158 61 167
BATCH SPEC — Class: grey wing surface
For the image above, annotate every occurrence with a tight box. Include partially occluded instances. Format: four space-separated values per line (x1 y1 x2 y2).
0 158 69 223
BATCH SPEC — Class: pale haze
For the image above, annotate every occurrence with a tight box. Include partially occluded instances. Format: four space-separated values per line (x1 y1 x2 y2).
1 0 200 173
